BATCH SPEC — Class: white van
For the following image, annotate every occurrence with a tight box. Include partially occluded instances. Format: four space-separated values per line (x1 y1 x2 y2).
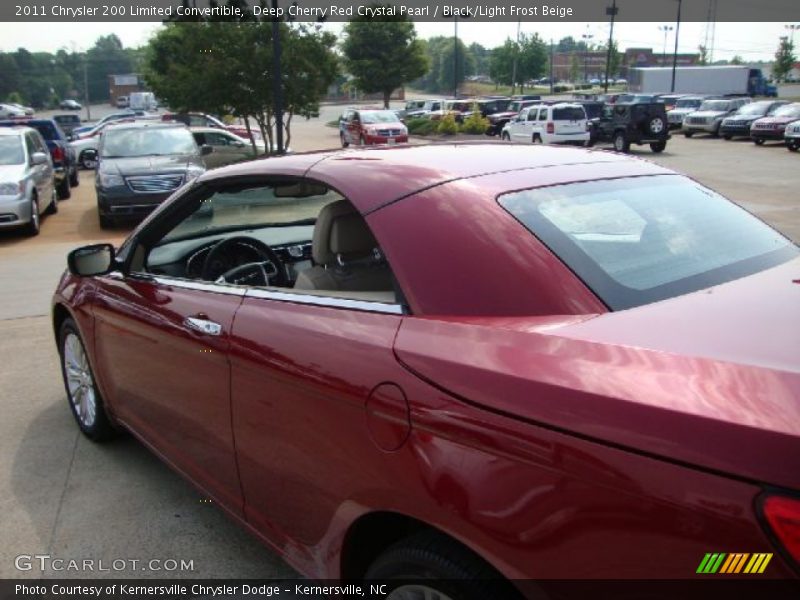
128 92 157 111
501 103 589 145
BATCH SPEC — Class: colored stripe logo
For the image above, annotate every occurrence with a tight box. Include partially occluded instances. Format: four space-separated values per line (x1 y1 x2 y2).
697 552 772 574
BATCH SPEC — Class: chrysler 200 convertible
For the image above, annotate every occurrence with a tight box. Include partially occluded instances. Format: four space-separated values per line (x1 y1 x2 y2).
52 144 800 598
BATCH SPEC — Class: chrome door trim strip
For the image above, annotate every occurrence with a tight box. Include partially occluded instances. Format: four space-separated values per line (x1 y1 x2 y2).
245 287 404 315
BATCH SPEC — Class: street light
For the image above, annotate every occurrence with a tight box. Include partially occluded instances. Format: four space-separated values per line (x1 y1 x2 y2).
787 24 800 45
582 28 594 82
671 0 682 93
604 0 618 92
658 25 674 65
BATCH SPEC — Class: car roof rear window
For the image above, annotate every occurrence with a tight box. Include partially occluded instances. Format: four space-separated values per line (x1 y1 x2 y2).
499 175 797 310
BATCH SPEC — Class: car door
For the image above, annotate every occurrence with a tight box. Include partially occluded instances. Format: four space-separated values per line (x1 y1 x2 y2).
90 188 246 514
26 132 52 202
203 131 251 169
509 108 529 141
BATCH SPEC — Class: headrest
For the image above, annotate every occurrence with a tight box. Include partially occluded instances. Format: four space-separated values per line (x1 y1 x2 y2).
312 200 378 265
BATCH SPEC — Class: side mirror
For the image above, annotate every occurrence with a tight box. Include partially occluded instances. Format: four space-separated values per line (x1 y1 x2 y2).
201 144 213 155
31 152 49 166
68 244 115 277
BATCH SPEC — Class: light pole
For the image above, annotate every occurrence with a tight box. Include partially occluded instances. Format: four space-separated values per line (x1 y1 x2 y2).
510 20 521 95
582 28 594 82
271 0 284 155
670 0 682 93
659 25 674 65
453 15 458 98
604 0 618 92
787 24 800 45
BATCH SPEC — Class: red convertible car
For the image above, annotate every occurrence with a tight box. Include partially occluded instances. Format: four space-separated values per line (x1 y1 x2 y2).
53 144 799 597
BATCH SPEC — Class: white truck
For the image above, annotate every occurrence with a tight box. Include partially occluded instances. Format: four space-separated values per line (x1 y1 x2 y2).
628 66 776 97
128 91 158 111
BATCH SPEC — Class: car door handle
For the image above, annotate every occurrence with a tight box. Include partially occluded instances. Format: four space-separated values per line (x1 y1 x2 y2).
183 316 222 336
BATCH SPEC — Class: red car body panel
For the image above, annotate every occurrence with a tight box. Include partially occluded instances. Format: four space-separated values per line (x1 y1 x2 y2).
51 144 800 583
751 115 800 140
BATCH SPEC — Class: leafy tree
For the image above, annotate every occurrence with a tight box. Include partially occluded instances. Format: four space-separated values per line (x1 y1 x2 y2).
570 54 581 83
772 37 797 83
468 42 489 75
730 55 744 65
0 54 21 100
436 38 475 95
599 39 621 80
341 8 428 107
489 34 546 91
86 34 134 102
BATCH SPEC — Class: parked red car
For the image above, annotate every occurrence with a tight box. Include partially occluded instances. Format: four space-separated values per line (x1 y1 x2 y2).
750 103 800 145
53 144 799 597
340 108 408 146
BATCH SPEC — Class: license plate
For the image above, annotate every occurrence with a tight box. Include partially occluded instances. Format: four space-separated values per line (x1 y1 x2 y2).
387 138 396 145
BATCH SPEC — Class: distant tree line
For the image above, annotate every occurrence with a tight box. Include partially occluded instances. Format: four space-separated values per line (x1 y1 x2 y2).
0 34 142 108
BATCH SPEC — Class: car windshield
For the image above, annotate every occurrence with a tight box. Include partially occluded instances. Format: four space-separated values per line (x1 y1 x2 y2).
359 111 399 124
773 104 800 118
101 127 197 158
553 106 586 121
675 98 702 108
0 136 24 165
699 100 731 111
737 103 771 116
499 175 797 310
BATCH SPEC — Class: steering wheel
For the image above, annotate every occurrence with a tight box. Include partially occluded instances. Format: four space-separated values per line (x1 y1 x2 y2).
201 236 289 287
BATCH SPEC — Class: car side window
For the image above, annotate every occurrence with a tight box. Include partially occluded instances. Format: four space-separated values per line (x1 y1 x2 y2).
24 134 37 162
205 132 233 146
538 109 548 121
135 179 400 307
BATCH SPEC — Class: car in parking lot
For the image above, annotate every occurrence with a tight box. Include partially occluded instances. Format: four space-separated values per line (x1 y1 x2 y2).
501 103 589 145
666 96 708 129
750 103 800 146
190 126 264 169
87 121 209 228
720 100 789 140
587 101 670 153
53 114 82 137
340 109 408 146
59 99 82 111
0 118 78 199
0 103 27 119
683 97 751 137
53 144 800 593
161 112 261 142
0 126 57 235
72 110 152 136
485 99 539 136
785 119 800 152
116 96 129 109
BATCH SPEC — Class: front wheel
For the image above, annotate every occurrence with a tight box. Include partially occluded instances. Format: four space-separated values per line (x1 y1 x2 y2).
45 188 58 214
364 532 519 600
26 195 40 236
650 141 667 153
788 141 800 152
754 138 765 146
59 318 118 442
684 131 694 138
723 134 732 140
80 151 97 170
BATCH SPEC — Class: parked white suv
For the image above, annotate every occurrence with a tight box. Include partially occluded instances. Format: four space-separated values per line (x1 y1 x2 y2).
501 103 589 145
785 119 800 152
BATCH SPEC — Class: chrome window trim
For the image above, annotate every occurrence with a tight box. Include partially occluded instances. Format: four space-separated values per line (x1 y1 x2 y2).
245 287 404 315
104 272 403 314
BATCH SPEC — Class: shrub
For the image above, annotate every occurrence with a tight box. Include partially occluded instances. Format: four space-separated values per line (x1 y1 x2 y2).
437 113 459 135
407 117 437 135
459 110 491 134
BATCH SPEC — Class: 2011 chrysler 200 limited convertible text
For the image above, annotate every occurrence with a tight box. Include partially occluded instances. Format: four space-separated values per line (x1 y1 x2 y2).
52 144 800 598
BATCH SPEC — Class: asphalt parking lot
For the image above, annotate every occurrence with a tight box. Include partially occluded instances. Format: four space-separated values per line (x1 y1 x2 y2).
0 126 798 579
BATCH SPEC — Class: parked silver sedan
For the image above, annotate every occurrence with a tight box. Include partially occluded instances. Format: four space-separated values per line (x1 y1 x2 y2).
0 126 57 236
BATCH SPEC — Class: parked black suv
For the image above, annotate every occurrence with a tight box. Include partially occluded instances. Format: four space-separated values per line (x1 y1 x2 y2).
587 102 670 153
0 118 78 198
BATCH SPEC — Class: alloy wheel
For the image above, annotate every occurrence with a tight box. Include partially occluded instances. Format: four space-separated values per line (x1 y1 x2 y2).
63 332 97 429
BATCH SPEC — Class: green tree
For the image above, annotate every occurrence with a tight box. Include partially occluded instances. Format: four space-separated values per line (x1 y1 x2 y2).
698 45 709 66
86 34 134 103
341 7 428 107
772 36 797 83
730 55 744 65
468 42 489 75
600 39 621 81
489 34 547 92
570 54 581 83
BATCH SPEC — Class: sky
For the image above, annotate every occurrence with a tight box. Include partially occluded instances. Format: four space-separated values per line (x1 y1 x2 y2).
0 21 795 62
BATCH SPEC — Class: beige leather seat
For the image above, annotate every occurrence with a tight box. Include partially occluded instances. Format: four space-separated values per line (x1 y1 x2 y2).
294 200 393 293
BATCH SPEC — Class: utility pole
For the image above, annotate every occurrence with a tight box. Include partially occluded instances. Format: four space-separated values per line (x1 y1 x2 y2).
582 27 594 83
272 0 284 155
604 0 618 92
453 15 458 98
511 20 521 95
671 0 683 93
659 25 674 64
83 59 91 121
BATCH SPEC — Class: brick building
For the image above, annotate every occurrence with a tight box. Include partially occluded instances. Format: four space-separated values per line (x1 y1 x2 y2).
551 48 700 82
107 74 144 106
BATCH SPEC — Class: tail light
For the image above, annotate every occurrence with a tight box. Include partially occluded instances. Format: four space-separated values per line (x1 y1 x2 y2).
51 146 64 163
546 122 555 134
762 495 800 565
